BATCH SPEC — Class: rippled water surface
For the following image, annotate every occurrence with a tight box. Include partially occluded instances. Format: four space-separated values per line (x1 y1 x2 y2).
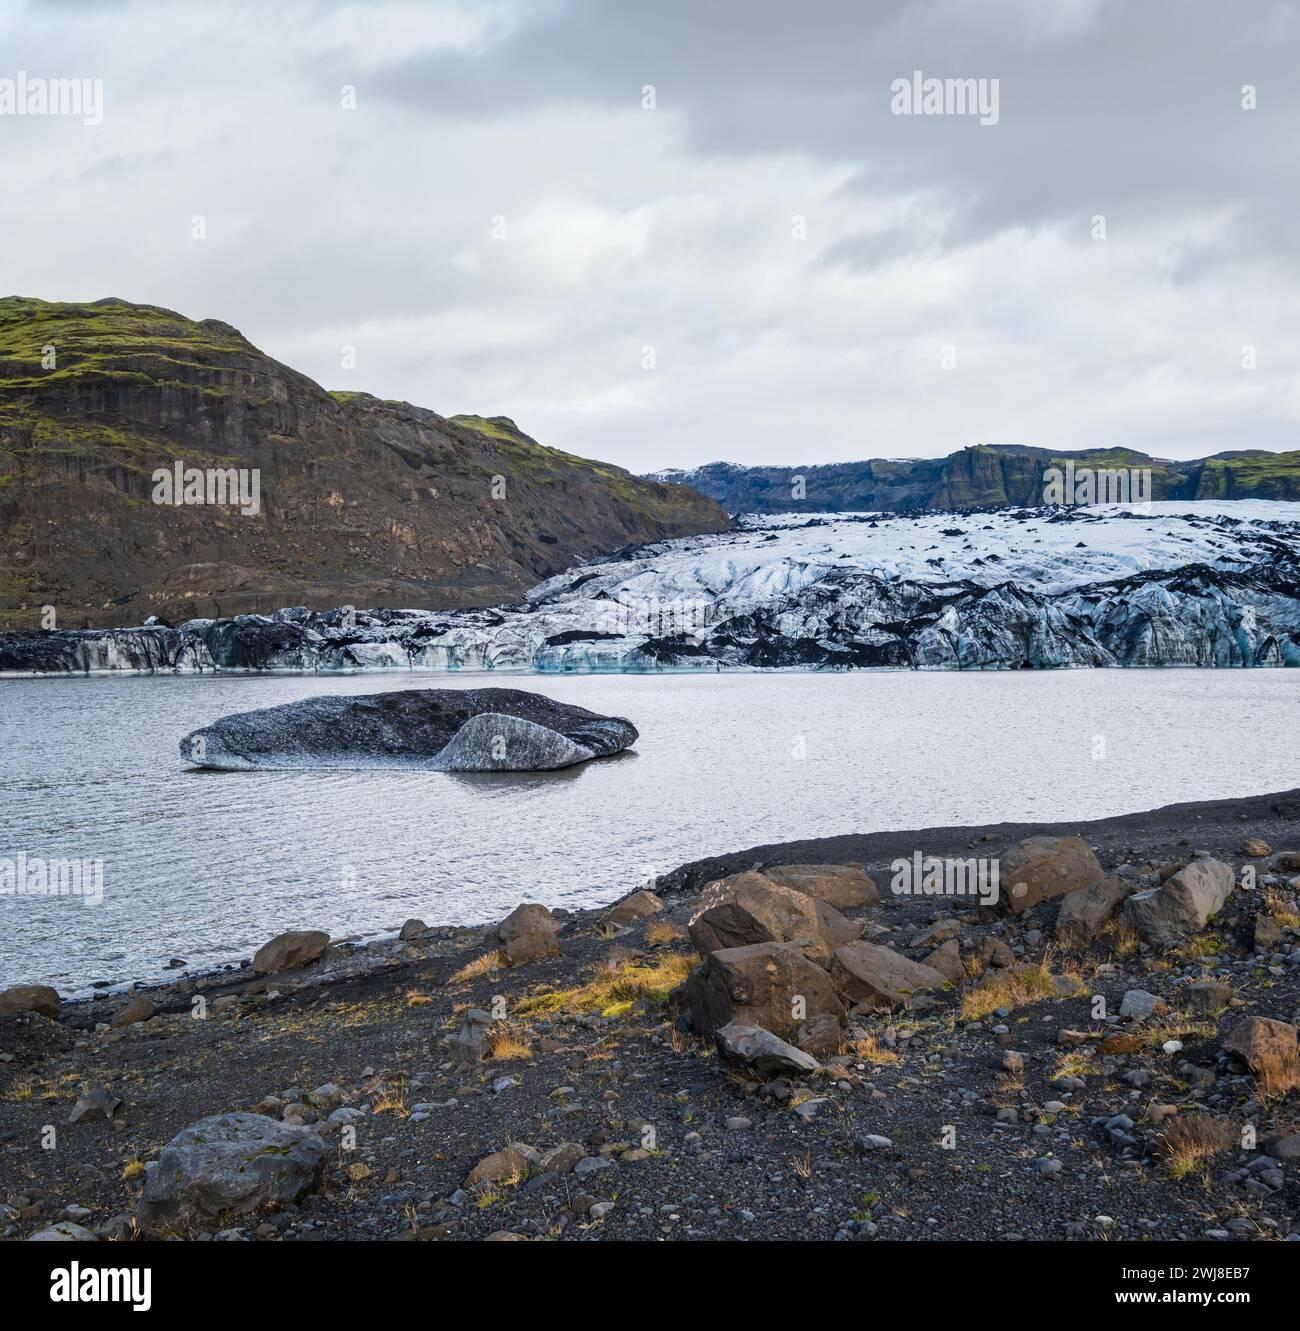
1 669 1296 991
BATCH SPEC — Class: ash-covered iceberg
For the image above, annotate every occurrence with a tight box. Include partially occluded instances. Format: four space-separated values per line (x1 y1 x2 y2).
179 688 637 771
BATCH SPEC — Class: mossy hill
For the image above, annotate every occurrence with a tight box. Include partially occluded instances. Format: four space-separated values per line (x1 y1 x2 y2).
651 445 1300 514
0 298 728 627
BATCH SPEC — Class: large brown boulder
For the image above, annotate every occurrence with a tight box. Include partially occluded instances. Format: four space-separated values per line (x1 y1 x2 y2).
760 864 880 910
252 930 330 975
1221 1016 1298 1092
1122 857 1234 948
830 942 947 1012
688 871 857 965
0 984 60 1019
465 1143 535 1190
490 903 560 964
999 836 1102 913
111 995 155 1028
604 889 663 928
1055 876 1131 946
684 941 841 1039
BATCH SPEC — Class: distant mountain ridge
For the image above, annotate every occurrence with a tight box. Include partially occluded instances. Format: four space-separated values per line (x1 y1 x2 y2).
648 445 1300 514
0 297 728 628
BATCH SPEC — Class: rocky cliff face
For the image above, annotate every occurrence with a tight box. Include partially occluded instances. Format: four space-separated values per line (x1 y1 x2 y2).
650 446 1300 514
0 297 729 627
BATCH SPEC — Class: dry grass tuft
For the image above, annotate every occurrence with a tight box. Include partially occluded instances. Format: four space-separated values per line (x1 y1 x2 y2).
488 1025 533 1061
646 920 687 947
844 1033 900 1064
1103 916 1140 958
515 953 694 1019
1153 1115 1236 1179
959 959 1057 1022
369 1085 409 1118
449 950 506 985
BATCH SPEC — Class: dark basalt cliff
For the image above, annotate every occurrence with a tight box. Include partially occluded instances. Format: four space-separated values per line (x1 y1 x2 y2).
650 446 1300 514
0 297 729 627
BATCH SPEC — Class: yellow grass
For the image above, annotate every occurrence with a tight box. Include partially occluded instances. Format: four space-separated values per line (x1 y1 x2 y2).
845 1034 900 1064
370 1085 409 1118
1154 1115 1235 1179
488 1026 533 1061
515 953 695 1018
959 959 1057 1022
1103 916 1140 958
646 921 686 947
449 951 506 984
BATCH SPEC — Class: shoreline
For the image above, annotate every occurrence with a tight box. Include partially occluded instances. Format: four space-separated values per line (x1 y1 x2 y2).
27 784 1300 1007
2 786 1299 1243
16 783 1300 1006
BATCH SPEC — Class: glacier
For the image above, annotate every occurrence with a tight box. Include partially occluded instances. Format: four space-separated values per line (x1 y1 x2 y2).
3 501 1299 675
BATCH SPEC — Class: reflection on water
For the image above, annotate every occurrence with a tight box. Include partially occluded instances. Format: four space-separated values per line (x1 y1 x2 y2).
0 668 1296 991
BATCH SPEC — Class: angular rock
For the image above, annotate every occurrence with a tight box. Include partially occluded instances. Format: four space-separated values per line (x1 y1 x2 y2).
1272 852 1300 874
1255 913 1283 951
1119 989 1166 1021
29 1222 97 1241
604 889 664 928
760 863 880 910
465 1143 533 1189
1055 876 1130 946
1221 1016 1299 1091
1122 857 1235 948
830 941 947 1013
449 1008 493 1063
539 1142 586 1174
69 1086 123 1123
715 1021 821 1079
999 836 1102 913
253 930 330 974
922 938 965 984
111 995 154 1028
1185 980 1233 1014
0 984 60 1019
490 903 560 964
684 940 841 1039
688 871 857 965
179 688 637 772
911 917 964 950
794 1013 844 1057
399 919 428 940
1241 838 1271 859
138 1113 327 1232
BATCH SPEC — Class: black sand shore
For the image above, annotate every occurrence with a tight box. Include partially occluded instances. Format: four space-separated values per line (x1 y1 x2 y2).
2 787 1299 1244
660 786 1300 895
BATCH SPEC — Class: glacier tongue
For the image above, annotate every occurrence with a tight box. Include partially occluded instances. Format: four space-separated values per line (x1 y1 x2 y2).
3 501 1300 674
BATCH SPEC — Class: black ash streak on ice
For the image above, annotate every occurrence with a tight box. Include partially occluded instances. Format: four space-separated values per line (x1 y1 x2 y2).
3 502 1300 674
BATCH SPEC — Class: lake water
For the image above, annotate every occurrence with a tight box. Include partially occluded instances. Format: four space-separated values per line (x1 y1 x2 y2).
1 669 1297 993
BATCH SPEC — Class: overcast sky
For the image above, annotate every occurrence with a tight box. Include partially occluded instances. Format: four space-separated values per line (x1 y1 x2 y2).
3 0 1298 470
